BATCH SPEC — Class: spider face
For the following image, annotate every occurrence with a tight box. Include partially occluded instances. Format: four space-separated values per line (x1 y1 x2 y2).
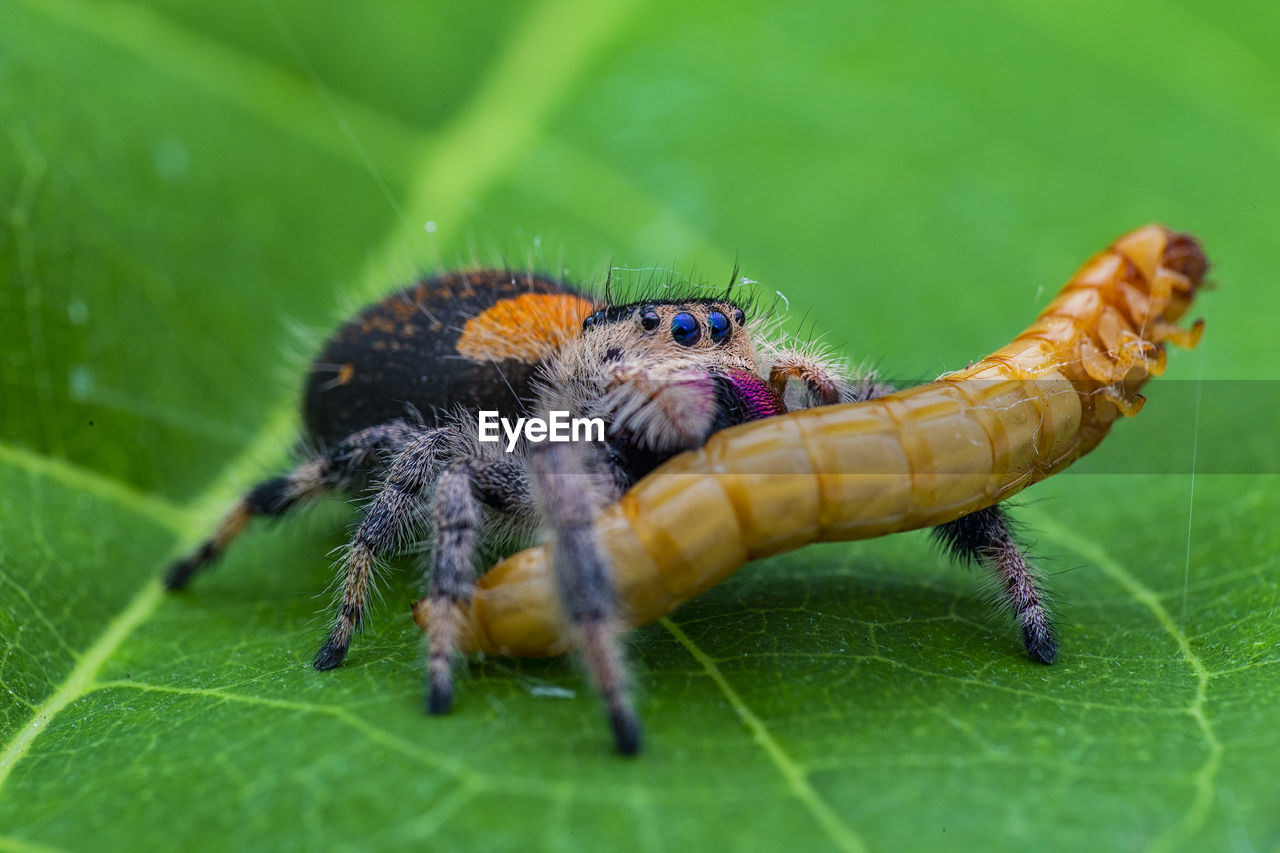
548 298 784 477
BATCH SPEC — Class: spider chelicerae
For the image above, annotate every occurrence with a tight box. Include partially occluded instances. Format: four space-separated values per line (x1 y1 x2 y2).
165 268 1055 754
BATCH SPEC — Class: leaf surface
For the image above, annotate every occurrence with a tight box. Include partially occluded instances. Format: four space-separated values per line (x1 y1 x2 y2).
2 0 1278 850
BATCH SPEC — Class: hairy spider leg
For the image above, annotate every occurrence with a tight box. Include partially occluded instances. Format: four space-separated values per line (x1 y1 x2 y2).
849 383 1057 664
164 421 418 590
425 456 535 714
767 351 895 408
314 427 449 670
769 358 842 405
931 505 1057 664
532 443 640 755
425 460 479 713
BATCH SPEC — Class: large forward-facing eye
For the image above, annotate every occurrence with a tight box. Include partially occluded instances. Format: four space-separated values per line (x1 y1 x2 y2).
707 311 731 344
670 312 700 346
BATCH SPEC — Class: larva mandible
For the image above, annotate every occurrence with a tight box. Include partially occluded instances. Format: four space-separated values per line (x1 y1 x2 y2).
414 224 1208 657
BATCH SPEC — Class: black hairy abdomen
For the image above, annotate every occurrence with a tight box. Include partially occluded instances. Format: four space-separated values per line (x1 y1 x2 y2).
303 271 582 446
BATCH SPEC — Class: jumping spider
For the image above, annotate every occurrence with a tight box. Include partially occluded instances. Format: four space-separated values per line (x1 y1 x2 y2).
166 269 1056 754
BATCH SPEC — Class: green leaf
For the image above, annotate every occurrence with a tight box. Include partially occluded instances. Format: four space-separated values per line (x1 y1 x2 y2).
2 0 1278 850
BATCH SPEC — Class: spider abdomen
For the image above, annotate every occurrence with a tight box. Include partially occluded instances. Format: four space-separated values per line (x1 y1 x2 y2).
302 270 594 446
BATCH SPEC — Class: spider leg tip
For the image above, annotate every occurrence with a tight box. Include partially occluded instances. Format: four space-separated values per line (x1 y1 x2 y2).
427 679 454 715
1023 627 1058 665
163 547 214 590
610 707 642 756
162 563 194 591
313 640 348 671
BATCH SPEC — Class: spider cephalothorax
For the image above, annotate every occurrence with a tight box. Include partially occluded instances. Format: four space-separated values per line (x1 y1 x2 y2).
165 268 1055 755
547 298 788 483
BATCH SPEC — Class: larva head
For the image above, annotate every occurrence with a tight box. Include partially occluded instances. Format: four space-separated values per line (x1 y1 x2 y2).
1114 226 1209 329
1159 231 1210 324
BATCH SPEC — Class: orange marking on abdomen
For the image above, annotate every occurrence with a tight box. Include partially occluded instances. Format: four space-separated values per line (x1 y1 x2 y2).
456 293 595 363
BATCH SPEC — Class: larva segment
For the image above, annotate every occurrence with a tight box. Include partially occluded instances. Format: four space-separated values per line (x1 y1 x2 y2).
413 224 1208 657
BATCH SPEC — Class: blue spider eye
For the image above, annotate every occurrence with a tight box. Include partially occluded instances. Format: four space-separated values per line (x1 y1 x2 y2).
707 311 731 344
670 312 700 346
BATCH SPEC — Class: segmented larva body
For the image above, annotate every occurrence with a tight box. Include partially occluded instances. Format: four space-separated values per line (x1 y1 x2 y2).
414 224 1207 657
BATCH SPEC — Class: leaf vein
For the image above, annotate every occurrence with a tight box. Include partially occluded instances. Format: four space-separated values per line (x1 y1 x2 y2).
0 583 163 792
0 443 186 531
1023 509 1223 852
661 618 868 853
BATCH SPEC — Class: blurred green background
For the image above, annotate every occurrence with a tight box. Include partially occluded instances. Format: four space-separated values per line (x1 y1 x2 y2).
1 0 1277 850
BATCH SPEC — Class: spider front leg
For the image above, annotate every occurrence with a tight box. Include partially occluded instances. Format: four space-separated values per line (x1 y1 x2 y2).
769 355 842 405
165 421 417 590
766 348 891 407
531 443 639 755
425 456 536 714
314 427 448 670
424 459 479 714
